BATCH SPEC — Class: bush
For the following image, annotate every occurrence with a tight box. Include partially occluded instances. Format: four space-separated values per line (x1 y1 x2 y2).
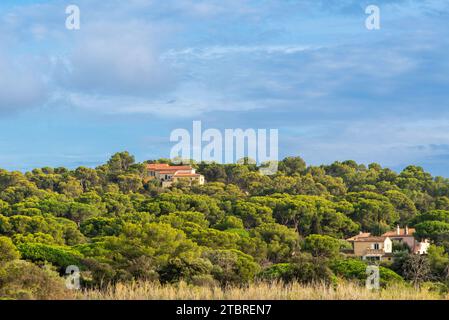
330 259 403 287
214 216 244 230
293 253 336 284
303 234 340 259
0 260 70 299
258 263 296 282
17 242 83 270
206 249 260 285
158 257 212 284
259 253 336 285
0 236 20 263
80 217 123 237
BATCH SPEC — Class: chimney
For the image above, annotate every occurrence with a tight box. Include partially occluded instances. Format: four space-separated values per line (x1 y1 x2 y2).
397 225 400 235
405 225 409 235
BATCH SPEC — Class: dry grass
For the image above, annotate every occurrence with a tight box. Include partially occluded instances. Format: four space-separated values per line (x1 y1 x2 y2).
75 281 449 300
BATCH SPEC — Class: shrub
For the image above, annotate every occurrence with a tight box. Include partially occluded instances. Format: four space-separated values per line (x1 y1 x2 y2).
258 263 296 282
17 242 83 270
259 255 336 285
303 234 340 259
0 236 20 263
80 217 123 237
205 249 260 285
158 257 212 284
330 259 403 287
214 216 244 230
0 260 70 299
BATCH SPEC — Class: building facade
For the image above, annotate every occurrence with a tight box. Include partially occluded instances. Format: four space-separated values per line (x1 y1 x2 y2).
346 225 430 261
381 226 430 255
146 163 205 187
347 235 393 261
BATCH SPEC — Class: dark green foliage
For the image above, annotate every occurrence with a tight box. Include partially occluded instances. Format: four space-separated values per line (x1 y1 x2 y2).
278 157 306 175
260 253 335 284
415 221 449 244
17 243 83 269
80 217 123 237
414 210 449 224
0 260 69 299
253 223 299 262
259 263 296 282
1 152 449 293
158 257 212 284
205 249 260 285
330 259 403 286
0 236 20 263
303 234 341 259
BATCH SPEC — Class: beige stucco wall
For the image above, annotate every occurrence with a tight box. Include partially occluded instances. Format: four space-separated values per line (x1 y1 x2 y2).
353 238 392 256
353 241 377 256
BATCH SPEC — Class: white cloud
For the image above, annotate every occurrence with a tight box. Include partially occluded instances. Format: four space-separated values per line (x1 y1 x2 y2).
59 21 176 97
0 0 447 120
162 45 316 61
284 118 449 168
66 81 264 117
0 51 48 113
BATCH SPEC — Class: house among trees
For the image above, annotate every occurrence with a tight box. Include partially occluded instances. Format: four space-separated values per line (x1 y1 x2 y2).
146 163 205 187
347 234 393 261
382 226 430 255
346 226 430 261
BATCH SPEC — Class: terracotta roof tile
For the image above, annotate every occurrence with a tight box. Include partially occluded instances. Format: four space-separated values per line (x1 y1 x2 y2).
355 236 387 242
347 232 371 241
147 164 170 169
382 228 415 237
148 165 192 171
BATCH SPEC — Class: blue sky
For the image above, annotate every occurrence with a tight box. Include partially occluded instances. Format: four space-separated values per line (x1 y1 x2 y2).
1 0 449 175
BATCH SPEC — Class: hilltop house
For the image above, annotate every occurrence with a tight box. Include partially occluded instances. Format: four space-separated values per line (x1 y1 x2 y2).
347 234 393 261
346 225 430 261
146 163 205 188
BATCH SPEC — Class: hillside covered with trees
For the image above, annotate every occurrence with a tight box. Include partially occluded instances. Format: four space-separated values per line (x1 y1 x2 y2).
2 152 449 299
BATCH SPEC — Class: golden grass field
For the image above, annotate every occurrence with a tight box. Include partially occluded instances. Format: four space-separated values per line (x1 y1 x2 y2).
75 281 449 300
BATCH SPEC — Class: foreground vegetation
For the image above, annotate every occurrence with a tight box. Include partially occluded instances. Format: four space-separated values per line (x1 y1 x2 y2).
2 152 449 299
78 281 448 300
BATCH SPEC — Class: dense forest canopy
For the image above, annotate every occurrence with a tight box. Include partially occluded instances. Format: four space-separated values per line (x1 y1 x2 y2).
1 151 449 299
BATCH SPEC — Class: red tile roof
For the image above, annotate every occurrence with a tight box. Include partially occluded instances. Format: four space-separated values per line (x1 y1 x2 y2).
347 232 371 241
147 163 169 169
382 228 415 237
354 236 387 242
147 164 193 171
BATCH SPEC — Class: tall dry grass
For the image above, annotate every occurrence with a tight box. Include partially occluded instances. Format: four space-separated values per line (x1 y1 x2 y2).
76 281 449 300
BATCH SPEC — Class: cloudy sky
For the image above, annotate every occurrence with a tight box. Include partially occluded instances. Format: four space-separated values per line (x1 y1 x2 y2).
0 0 449 175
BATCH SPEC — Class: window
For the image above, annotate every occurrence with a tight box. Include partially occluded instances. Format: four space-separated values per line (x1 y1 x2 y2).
373 243 380 250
